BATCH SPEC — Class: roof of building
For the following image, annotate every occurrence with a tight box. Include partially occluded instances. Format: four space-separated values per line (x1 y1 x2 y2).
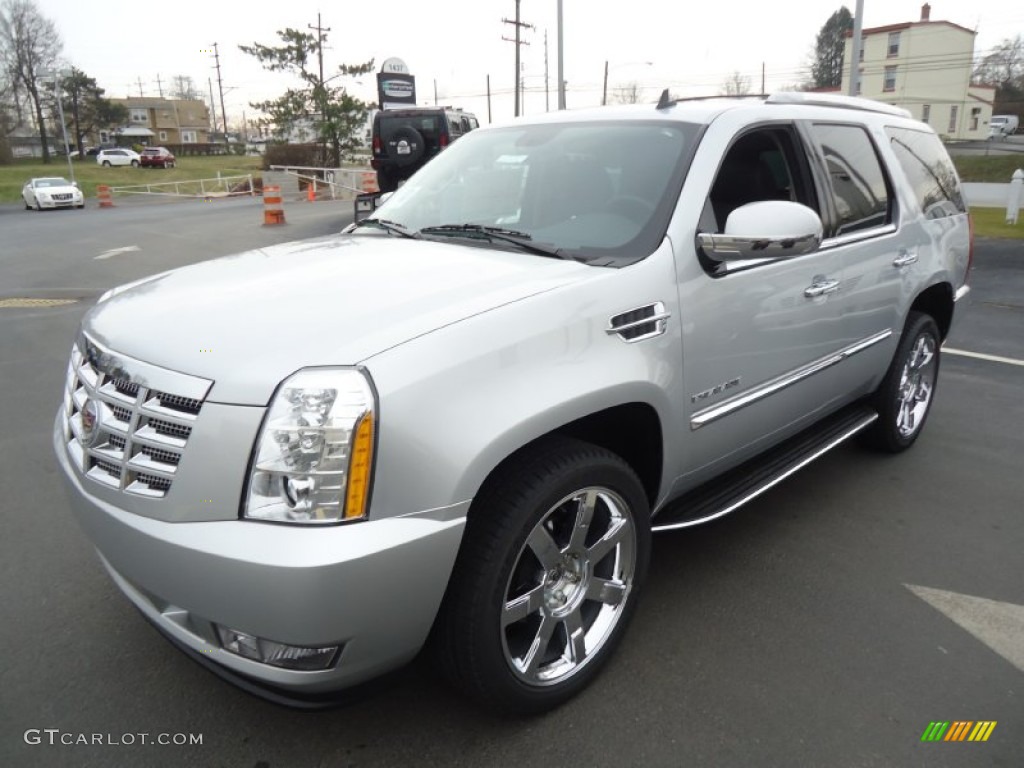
845 20 975 38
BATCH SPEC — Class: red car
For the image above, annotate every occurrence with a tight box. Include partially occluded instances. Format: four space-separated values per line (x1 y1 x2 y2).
139 147 176 169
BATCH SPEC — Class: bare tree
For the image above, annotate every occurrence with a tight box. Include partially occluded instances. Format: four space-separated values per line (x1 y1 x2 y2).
973 35 1024 88
0 0 63 162
612 81 645 104
972 35 1024 118
723 71 752 96
169 75 202 101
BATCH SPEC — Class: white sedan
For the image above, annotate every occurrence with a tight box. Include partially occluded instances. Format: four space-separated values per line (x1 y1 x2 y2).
22 177 85 211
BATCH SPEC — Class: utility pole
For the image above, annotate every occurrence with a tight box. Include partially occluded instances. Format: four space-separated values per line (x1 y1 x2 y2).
761 62 765 94
212 42 229 147
557 0 565 110
308 14 330 112
849 0 864 96
487 75 492 123
602 60 608 106
544 30 550 112
208 78 217 132
156 74 164 98
502 0 534 117
137 76 144 97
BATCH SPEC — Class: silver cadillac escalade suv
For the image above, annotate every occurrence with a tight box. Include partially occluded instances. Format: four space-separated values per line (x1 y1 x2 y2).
54 92 971 715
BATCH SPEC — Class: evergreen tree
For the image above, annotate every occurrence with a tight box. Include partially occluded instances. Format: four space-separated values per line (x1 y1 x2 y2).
811 7 854 89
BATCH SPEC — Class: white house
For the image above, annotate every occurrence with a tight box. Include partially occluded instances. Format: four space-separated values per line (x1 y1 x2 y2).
841 4 994 140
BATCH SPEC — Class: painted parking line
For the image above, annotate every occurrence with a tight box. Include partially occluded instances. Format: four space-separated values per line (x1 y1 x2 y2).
95 245 140 260
943 347 1024 368
906 584 1024 674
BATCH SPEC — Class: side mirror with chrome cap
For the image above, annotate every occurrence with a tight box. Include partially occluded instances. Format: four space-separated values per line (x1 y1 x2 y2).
697 200 823 262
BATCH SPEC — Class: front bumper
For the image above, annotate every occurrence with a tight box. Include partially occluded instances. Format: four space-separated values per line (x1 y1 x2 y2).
37 197 81 209
54 414 467 701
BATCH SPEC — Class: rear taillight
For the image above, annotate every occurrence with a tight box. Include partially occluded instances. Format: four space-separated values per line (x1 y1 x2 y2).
372 135 381 155
439 132 449 148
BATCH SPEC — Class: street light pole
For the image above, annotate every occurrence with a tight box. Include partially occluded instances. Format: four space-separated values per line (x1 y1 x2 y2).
44 71 75 183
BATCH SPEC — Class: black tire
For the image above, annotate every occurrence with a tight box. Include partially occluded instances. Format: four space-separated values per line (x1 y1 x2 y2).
387 126 425 168
131 160 139 167
865 311 941 453
102 161 111 167
431 436 651 715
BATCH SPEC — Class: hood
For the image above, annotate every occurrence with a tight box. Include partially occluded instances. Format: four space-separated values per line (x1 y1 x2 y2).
84 233 593 404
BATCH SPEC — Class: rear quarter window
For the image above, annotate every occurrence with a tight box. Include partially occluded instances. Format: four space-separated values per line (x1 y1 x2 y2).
884 126 965 218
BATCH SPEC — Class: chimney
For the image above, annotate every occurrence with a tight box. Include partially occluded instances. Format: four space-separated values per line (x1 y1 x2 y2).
921 3 931 21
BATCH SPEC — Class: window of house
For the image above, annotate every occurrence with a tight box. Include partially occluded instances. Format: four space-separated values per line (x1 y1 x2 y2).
948 105 958 134
970 107 981 131
130 109 149 124
858 38 865 62
921 104 931 124
883 66 897 92
159 131 168 141
99 130 110 144
887 31 901 57
810 123 892 236
181 130 197 143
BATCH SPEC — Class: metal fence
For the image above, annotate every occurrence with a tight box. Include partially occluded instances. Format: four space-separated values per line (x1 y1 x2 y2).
109 174 255 199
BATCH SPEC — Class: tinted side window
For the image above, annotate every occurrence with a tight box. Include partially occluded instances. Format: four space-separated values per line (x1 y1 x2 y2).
810 124 891 236
884 126 965 217
707 126 814 233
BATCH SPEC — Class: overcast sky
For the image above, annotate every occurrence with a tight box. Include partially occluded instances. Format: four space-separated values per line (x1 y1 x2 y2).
32 0 1024 128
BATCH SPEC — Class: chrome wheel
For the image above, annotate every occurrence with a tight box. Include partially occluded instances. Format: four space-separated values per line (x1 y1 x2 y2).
502 486 636 686
895 334 936 438
866 311 941 453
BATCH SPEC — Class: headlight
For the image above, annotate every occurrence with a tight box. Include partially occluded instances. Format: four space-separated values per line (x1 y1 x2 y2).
244 368 376 524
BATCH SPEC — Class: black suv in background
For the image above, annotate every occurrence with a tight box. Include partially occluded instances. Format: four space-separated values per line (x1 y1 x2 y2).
371 106 479 192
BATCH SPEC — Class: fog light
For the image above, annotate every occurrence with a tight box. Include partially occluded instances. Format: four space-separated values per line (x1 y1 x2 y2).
215 626 340 671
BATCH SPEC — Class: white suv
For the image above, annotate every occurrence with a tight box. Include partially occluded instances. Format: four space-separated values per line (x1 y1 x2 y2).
56 92 970 715
96 148 141 167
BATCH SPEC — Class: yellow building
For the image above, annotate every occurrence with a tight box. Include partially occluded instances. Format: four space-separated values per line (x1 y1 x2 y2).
104 97 212 147
841 3 995 140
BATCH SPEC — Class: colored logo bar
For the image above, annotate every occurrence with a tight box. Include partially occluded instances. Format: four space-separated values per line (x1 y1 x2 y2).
921 721 997 742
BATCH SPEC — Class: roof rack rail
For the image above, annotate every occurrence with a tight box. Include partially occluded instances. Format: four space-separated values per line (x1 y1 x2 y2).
656 90 768 110
766 92 912 118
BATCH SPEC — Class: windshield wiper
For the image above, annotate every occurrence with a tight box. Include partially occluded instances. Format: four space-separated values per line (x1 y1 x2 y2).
352 218 421 239
418 224 569 260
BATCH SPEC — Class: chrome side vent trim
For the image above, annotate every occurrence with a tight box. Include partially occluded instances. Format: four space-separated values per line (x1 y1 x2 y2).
606 302 670 343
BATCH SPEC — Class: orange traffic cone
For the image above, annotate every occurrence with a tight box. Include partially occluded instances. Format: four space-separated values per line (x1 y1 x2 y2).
307 182 316 202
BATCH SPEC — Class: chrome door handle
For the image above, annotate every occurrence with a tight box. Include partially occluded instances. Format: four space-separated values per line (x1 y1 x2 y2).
804 278 841 298
893 250 918 268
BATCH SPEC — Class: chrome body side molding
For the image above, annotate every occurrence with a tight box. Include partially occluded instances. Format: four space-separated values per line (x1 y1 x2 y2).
690 330 892 430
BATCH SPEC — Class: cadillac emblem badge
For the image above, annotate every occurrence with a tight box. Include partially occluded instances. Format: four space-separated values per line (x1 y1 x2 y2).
81 399 101 446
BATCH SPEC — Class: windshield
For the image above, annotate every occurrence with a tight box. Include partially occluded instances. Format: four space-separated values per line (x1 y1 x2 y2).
373 119 699 265
35 178 70 188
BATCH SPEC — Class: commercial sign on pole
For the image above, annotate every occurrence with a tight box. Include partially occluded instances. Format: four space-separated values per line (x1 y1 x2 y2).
378 57 417 110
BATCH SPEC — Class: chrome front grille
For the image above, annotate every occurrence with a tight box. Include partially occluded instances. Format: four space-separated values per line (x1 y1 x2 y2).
61 336 212 499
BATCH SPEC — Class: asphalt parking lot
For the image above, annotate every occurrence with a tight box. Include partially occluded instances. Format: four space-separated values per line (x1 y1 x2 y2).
1 197 1021 767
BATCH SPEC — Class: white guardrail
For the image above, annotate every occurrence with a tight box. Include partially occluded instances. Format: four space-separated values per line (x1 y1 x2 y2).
267 166 378 200
109 174 256 199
